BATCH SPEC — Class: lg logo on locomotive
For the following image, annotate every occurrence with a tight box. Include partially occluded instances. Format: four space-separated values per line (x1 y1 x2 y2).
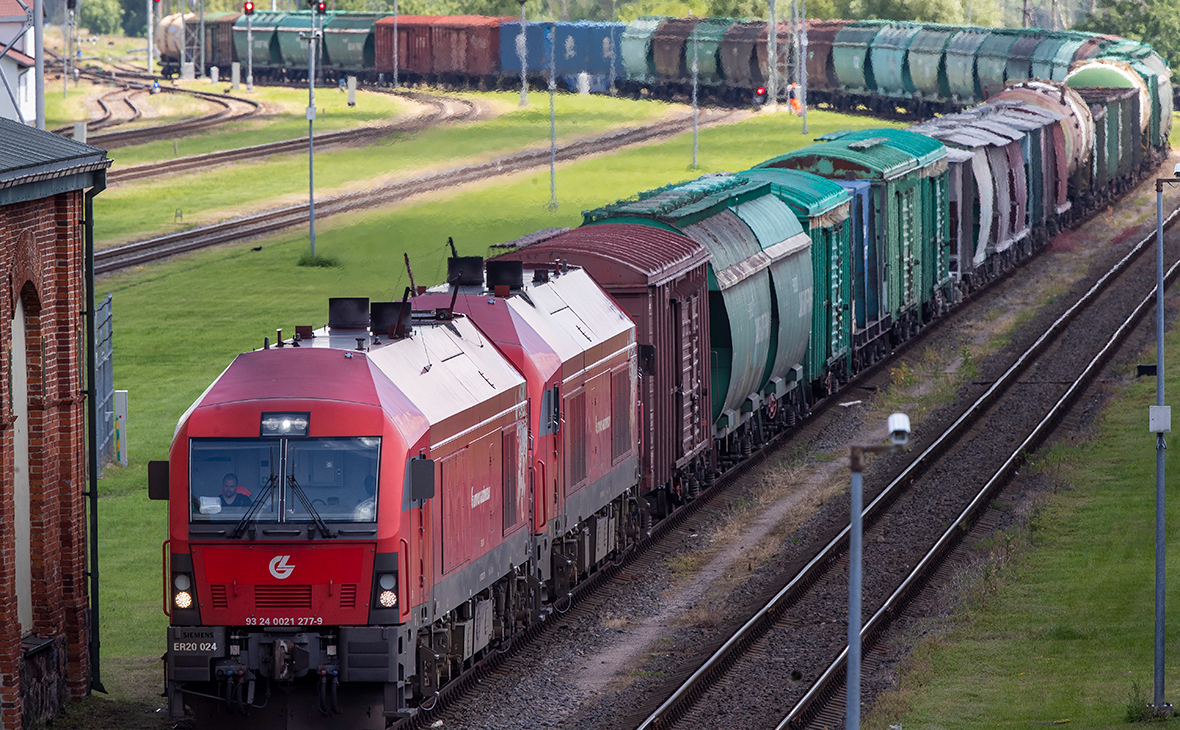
269 555 295 580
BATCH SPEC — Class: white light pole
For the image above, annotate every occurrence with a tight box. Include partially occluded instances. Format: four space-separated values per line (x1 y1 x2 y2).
517 0 527 106
547 22 556 210
766 0 776 110
691 25 698 169
34 0 43 129
847 413 910 730
146 0 153 74
800 0 808 132
608 0 615 96
1150 171 1179 717
302 15 321 258
392 0 398 87
198 0 204 78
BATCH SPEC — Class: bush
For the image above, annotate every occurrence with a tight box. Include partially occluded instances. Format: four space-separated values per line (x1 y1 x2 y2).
297 251 340 268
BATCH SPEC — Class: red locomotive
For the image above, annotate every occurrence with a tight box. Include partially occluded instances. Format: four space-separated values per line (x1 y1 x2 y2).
151 259 638 726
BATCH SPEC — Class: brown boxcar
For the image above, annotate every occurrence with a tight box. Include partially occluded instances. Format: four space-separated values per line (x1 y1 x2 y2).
754 22 792 85
805 19 849 92
374 15 439 75
212 13 240 67
719 21 764 88
432 15 506 77
652 17 699 81
493 223 713 503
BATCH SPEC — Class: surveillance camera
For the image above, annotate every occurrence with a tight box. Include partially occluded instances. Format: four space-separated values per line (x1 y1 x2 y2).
1173 162 1180 177
888 412 910 447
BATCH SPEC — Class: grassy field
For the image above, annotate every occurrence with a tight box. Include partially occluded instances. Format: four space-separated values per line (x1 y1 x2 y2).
865 301 1180 726
94 105 899 680
94 91 677 246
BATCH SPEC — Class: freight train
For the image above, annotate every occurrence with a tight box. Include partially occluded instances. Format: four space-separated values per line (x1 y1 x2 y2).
149 27 1172 726
152 12 1175 114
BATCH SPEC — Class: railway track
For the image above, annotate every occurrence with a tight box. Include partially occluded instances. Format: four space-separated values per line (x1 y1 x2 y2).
93 107 742 275
391 171 1166 729
49 65 261 148
107 91 481 184
624 199 1180 730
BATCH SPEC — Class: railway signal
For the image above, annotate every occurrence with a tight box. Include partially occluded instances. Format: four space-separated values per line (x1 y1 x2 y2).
315 0 326 11
243 1 253 13
753 86 768 106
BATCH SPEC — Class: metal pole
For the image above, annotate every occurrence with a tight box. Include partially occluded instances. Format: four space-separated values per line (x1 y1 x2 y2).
800 0 807 132
608 0 615 96
1155 181 1167 711
198 0 204 78
63 11 68 99
392 0 397 86
691 28 698 169
34 0 43 129
246 12 253 90
84 173 107 695
548 23 556 210
766 0 776 109
848 448 863 730
146 0 153 74
307 23 317 257
517 0 527 107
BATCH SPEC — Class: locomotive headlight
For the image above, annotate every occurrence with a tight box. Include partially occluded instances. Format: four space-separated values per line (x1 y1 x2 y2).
378 573 396 591
378 590 397 608
174 574 191 591
174 590 193 610
260 412 310 437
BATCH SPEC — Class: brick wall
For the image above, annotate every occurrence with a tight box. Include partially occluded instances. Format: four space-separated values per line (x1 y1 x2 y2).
0 190 91 730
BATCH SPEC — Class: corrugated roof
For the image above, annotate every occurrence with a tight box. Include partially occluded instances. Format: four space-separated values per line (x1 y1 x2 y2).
758 139 919 181
738 168 851 218
583 174 769 225
0 116 110 186
501 223 709 287
838 128 947 167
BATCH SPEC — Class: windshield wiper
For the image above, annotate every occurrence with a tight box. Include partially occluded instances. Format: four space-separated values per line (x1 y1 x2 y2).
287 475 333 538
231 473 279 539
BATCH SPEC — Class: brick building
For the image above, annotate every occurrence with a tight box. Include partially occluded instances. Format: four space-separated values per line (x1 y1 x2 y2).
0 117 110 728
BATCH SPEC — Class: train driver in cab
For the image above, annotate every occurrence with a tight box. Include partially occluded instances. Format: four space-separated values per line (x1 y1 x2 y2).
218 473 252 509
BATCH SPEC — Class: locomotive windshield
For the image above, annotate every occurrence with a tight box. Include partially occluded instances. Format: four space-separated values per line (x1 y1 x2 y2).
189 437 381 524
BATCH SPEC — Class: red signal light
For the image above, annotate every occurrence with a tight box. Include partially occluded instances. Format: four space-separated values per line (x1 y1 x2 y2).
243 0 253 12
756 86 766 96
315 0 325 12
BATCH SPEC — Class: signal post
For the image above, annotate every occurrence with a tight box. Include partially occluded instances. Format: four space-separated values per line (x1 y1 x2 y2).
243 0 254 91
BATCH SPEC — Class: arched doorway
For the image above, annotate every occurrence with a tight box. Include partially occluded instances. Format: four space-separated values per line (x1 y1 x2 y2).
12 289 33 634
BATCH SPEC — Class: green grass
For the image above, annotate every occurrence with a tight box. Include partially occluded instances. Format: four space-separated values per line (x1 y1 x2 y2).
108 83 413 165
94 91 679 246
93 106 896 673
44 78 106 129
866 320 1180 728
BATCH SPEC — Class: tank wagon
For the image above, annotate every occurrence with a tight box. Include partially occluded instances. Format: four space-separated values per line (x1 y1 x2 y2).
155 10 1171 724
153 12 1175 114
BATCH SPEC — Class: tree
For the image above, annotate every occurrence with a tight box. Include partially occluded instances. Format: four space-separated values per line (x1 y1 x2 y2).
79 0 123 34
121 0 145 38
1078 0 1180 67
